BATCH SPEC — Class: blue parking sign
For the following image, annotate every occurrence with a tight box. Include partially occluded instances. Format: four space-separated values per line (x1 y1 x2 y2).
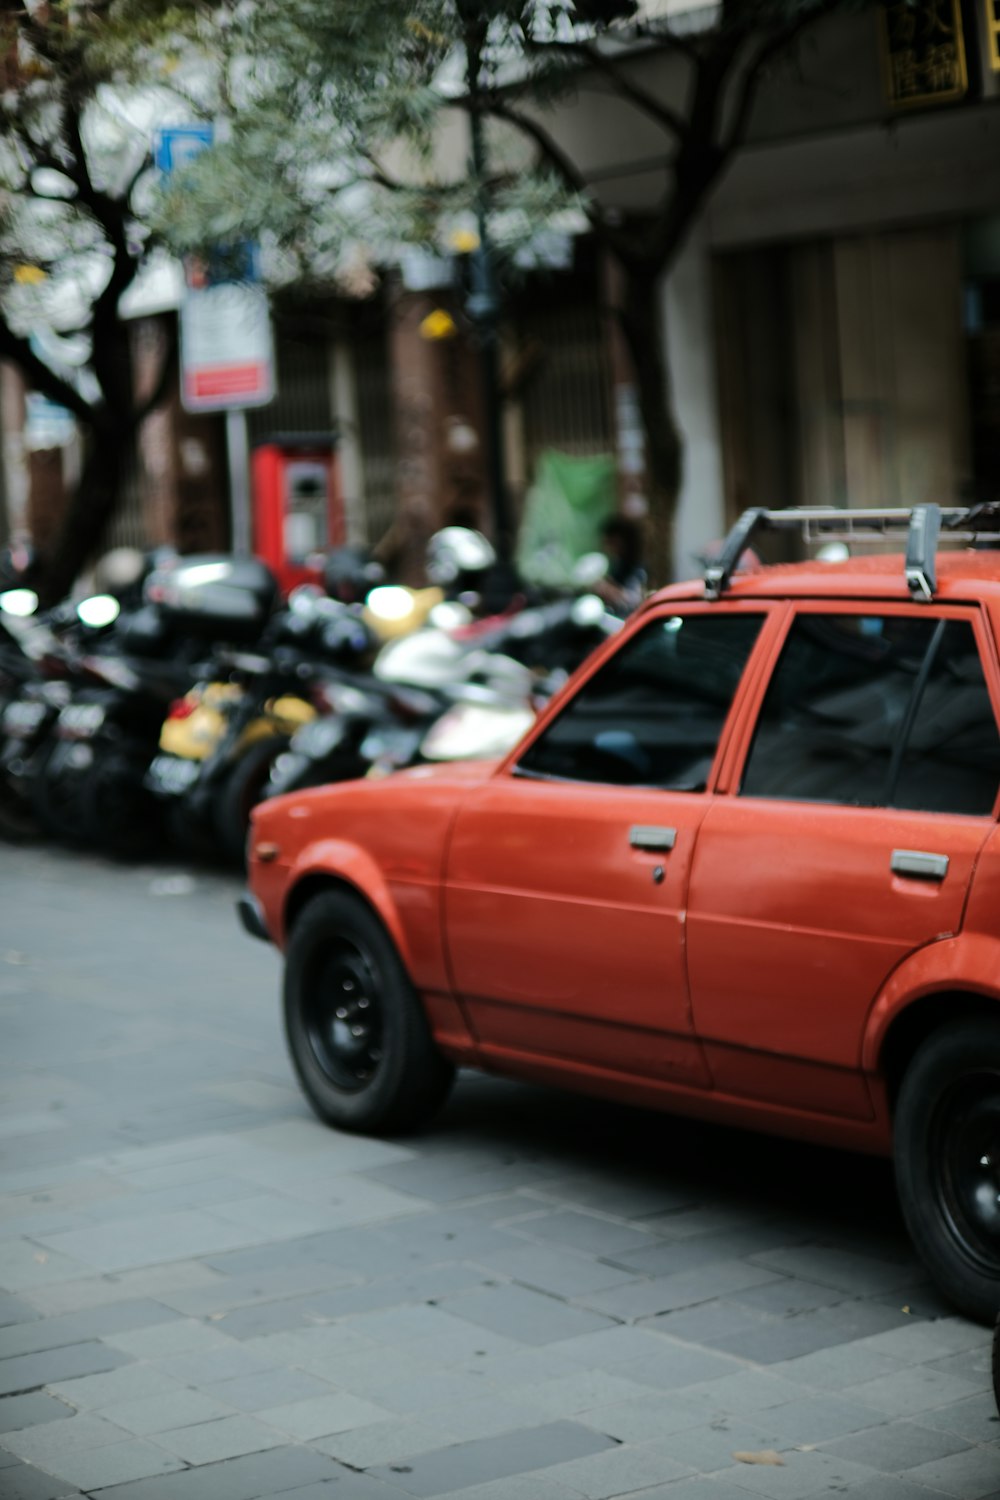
154 125 214 175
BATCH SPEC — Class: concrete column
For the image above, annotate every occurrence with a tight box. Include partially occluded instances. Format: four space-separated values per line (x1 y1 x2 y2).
664 231 728 582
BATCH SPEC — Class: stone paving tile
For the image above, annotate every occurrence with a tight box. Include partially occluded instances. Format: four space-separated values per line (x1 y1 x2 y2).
98 1389 239 1436
150 1413 285 1464
902 1446 1000 1497
820 1417 973 1472
0 1293 40 1328
707 1301 919 1365
1 1410 137 1464
441 1284 616 1346
153 1342 282 1387
762 1394 889 1445
0 1239 95 1292
431 1478 583 1500
160 1263 363 1320
837 1480 968 1500
0 1458 87 1499
0 1339 132 1396
676 1370 807 1417
427 1394 557 1443
312 1415 460 1468
83 1443 352 1500
254 1390 391 1439
0 1298 178 1360
610 1226 808 1278
857 1319 990 1363
0 1393 75 1432
769 1344 908 1391
39 1436 186 1490
22 1261 224 1318
612 1340 744 1390
102 1317 237 1360
466 1242 639 1298
847 1365 987 1417
367 1420 617 1496
749 1244 922 1297
506 1208 656 1258
33 1211 261 1273
46 1363 185 1411
202 1367 336 1412
514 1367 654 1418
712 1449 879 1497
573 1391 718 1444
583 1261 783 1321
922 1394 1000 1445
540 1441 692 1496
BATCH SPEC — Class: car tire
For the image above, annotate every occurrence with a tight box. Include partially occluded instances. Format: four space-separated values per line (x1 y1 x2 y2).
895 1019 1000 1323
214 736 289 865
283 890 455 1135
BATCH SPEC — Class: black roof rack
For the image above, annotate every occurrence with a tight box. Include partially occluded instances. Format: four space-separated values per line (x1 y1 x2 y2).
704 503 1000 602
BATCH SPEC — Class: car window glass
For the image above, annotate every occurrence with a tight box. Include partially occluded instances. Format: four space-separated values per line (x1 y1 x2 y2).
891 620 1000 815
516 613 764 790
741 614 1000 813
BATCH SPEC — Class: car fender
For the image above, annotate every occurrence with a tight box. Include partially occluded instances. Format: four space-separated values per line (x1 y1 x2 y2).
862 932 1000 1072
278 838 412 968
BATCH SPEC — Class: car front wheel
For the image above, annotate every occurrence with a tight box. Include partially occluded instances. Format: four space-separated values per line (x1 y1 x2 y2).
283 889 455 1135
895 1019 1000 1323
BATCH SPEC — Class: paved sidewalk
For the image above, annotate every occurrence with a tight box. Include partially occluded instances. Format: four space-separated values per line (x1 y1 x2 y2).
0 845 998 1500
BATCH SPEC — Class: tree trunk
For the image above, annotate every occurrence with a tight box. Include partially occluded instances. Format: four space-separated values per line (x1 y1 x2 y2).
31 416 127 607
614 259 683 586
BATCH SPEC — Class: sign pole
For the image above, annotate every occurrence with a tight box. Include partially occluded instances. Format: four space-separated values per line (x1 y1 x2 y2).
226 409 252 555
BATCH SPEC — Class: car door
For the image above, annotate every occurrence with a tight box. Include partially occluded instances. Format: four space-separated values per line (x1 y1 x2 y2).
443 605 769 1089
687 603 1000 1121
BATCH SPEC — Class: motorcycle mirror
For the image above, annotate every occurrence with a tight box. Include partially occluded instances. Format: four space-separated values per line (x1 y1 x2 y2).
428 601 473 631
288 584 324 614
76 594 120 629
571 593 608 628
571 552 610 586
0 587 39 617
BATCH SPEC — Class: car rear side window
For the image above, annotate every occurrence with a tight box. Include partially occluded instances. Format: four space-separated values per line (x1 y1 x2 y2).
516 613 764 790
741 614 1000 814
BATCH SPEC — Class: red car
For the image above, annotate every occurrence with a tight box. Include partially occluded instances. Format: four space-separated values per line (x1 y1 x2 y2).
241 505 1000 1322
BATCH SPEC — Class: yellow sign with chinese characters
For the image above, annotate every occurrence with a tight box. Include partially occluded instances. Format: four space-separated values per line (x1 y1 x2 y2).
880 0 968 109
988 0 1000 69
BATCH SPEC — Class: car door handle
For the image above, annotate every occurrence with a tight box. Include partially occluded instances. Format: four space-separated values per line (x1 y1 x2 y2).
629 825 677 852
891 849 949 882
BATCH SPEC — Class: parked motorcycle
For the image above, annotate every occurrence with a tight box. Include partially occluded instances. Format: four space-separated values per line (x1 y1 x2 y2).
265 589 620 799
26 554 278 857
147 584 377 861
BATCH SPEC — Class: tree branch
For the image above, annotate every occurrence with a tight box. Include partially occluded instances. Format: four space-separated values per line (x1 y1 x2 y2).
525 36 692 141
0 321 95 427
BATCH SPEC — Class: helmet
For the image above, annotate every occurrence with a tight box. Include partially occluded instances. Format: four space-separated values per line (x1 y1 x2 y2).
426 527 496 588
92 547 146 596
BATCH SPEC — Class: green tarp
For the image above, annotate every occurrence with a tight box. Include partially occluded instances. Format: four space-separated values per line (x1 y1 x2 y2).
516 449 617 590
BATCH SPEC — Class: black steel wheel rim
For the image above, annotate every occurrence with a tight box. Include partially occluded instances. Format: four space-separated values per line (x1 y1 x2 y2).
933 1073 1000 1276
303 939 384 1092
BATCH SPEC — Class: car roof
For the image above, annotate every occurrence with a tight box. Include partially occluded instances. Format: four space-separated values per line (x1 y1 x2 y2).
645 549 1000 609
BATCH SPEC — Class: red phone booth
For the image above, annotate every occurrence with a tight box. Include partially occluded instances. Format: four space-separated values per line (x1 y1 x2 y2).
251 434 345 595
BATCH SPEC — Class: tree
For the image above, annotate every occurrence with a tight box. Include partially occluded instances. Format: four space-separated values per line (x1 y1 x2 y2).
0 0 215 604
160 0 850 581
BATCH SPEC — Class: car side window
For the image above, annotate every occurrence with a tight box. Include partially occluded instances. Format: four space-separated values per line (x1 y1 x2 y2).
516 613 764 790
741 614 1000 814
